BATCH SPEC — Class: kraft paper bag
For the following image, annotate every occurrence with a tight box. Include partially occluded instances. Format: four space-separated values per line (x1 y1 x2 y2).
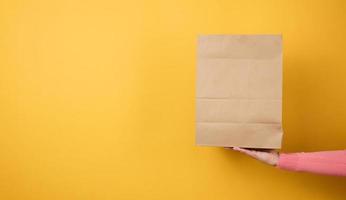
196 35 283 149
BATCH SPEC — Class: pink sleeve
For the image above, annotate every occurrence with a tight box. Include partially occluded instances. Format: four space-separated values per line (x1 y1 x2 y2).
277 150 346 176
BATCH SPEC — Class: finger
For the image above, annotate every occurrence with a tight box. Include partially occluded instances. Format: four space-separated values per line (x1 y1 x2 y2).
233 147 250 154
242 149 268 161
232 147 241 151
233 147 258 157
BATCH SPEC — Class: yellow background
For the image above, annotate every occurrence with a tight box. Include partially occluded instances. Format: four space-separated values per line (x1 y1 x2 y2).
1 0 346 199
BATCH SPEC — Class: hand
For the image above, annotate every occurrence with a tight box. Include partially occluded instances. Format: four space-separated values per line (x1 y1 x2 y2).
230 147 279 166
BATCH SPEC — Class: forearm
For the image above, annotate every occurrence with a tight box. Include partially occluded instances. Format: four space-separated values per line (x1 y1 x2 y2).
277 150 346 176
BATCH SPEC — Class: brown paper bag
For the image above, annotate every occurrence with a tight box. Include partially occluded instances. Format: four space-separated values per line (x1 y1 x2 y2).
196 35 283 149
